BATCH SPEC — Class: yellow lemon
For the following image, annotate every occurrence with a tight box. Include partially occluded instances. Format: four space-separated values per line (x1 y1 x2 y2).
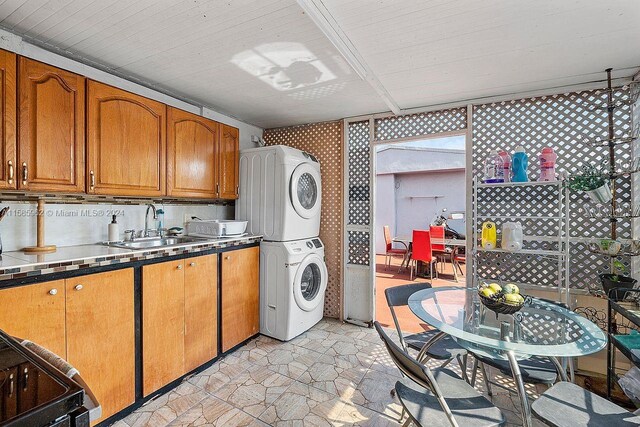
504 293 524 305
488 283 502 293
503 283 520 294
480 288 496 298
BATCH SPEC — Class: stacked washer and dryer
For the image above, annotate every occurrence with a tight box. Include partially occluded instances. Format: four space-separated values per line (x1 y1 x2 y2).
236 146 328 341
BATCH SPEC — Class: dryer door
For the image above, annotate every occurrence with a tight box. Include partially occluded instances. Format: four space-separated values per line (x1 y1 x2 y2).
293 253 328 312
290 163 321 219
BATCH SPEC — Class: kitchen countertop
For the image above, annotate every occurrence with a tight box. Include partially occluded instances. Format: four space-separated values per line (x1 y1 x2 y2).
0 234 262 281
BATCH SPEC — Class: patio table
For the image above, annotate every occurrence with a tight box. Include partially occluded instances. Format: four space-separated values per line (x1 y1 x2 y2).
394 236 466 280
408 286 607 427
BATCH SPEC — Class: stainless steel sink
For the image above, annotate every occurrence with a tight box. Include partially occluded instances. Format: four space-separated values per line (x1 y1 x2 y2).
104 236 210 250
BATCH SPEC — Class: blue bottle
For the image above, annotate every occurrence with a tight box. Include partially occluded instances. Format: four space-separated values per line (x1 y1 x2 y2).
511 146 529 182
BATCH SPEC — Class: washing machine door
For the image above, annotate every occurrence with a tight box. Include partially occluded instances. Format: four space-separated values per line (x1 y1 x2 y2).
293 253 328 312
290 163 321 219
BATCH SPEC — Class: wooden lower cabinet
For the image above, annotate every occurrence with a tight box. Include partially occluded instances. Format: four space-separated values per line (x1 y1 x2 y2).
142 260 185 396
184 254 218 372
0 281 66 358
221 246 259 352
65 269 135 424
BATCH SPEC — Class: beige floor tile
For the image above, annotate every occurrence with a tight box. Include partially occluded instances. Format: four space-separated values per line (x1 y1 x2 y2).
167 395 268 427
214 366 294 417
298 354 368 400
119 382 208 427
188 354 257 394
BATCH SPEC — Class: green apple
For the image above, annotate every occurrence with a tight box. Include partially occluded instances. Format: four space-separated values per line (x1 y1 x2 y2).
503 283 520 294
504 293 524 305
488 283 502 293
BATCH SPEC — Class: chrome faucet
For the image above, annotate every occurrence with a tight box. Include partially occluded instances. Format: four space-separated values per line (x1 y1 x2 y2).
143 204 158 237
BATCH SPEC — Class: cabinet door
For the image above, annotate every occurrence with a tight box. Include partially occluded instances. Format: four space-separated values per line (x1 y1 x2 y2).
167 107 218 198
0 281 66 358
221 247 259 352
0 50 16 190
87 80 166 197
18 57 85 192
218 124 239 200
184 254 218 372
142 260 185 396
65 269 135 423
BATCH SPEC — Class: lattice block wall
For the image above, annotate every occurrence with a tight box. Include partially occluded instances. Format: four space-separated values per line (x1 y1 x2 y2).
375 107 467 141
263 121 343 318
472 88 635 291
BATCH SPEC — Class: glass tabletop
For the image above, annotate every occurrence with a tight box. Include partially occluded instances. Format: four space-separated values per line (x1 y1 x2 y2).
408 287 607 357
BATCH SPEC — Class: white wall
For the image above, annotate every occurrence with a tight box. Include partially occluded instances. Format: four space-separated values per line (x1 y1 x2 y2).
375 170 466 253
1 202 234 252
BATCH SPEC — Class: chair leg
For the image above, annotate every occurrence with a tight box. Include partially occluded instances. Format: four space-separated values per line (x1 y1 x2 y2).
470 357 479 387
401 417 412 427
479 362 493 397
410 260 414 281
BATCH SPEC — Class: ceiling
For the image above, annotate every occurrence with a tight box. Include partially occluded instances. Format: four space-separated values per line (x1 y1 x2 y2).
0 0 638 128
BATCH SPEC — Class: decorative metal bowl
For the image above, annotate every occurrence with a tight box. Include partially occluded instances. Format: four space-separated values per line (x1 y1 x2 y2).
478 292 530 315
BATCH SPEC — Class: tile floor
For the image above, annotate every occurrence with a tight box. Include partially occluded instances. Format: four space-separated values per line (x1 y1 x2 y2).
113 319 546 427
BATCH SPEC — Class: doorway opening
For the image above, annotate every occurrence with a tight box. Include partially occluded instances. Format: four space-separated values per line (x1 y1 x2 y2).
374 134 467 332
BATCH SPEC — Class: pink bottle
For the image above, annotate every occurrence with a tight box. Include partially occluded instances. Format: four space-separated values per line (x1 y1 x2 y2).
538 147 557 181
499 151 511 183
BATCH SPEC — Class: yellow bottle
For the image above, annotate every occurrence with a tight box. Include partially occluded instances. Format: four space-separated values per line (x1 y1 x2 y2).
481 221 497 250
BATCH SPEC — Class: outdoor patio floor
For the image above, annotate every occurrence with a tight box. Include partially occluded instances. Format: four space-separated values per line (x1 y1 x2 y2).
113 318 544 427
375 254 467 334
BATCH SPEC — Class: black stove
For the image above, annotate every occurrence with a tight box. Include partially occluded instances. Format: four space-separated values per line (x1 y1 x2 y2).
0 330 86 427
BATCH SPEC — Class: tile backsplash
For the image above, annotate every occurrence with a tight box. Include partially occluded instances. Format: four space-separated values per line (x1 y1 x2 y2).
0 201 234 252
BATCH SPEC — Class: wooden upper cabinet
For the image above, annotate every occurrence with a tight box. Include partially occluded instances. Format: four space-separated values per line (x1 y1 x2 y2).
87 80 166 197
167 107 218 198
0 281 66 358
0 50 16 190
18 57 85 192
65 269 135 423
218 124 239 199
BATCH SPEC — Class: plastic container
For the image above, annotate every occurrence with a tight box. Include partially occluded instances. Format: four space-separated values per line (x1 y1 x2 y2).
512 146 529 182
481 221 497 249
156 209 164 232
538 147 557 181
484 150 504 183
501 222 523 251
499 150 512 183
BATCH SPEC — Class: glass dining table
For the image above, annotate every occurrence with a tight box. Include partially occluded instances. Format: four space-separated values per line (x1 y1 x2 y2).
408 286 607 427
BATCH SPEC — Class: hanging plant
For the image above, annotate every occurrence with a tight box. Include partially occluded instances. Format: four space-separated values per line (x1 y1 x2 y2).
568 161 612 203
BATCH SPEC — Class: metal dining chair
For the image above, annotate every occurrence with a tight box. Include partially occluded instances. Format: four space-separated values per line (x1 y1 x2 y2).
383 225 408 271
385 283 467 369
429 225 448 272
374 321 506 427
531 381 640 426
410 230 439 280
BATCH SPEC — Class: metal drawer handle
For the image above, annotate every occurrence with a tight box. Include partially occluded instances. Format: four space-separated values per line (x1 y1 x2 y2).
177 264 183 270
225 256 230 260
74 284 83 291
48 289 58 295
190 262 196 267
90 170 95 191
7 160 13 184
21 162 27 186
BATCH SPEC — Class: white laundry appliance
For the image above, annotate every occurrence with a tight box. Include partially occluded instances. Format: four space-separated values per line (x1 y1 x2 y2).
260 238 328 341
236 145 321 242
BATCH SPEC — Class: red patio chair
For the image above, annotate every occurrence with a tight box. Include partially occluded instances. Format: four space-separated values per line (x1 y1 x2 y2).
383 225 408 270
430 225 450 272
410 230 439 281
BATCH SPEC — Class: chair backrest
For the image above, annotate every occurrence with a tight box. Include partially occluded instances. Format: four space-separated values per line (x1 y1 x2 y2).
411 230 433 262
385 283 432 350
385 283 432 308
383 225 393 251
430 225 446 251
374 321 434 390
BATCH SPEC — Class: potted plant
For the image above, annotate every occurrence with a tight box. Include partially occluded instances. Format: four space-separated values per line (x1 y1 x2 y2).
568 162 612 203
600 259 637 301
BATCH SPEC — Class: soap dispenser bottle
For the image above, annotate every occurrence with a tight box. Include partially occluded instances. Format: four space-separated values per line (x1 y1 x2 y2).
108 215 119 242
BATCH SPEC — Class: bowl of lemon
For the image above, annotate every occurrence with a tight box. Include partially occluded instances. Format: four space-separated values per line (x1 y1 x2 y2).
478 282 528 315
